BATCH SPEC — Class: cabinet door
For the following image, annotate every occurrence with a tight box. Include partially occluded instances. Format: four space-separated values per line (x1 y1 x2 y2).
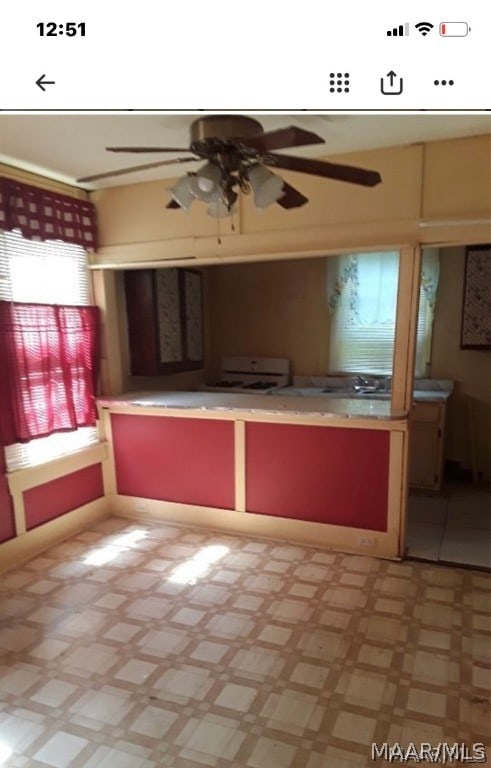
112 414 235 510
125 268 203 375
245 422 390 531
124 270 158 375
409 421 441 489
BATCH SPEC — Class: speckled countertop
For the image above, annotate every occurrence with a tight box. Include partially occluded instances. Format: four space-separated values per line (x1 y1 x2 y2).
98 391 408 421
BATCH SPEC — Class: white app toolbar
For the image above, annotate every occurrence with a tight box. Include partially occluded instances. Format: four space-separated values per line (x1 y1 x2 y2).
0 1 489 110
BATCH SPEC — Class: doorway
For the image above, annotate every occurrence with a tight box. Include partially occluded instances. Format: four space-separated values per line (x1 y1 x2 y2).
406 244 491 570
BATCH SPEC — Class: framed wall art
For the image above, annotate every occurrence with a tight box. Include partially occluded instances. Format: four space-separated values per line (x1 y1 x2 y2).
460 244 491 349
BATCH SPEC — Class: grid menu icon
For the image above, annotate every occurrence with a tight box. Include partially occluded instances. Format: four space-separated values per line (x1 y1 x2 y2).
329 73 350 93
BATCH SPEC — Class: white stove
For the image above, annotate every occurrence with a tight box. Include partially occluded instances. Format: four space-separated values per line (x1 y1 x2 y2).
204 356 290 394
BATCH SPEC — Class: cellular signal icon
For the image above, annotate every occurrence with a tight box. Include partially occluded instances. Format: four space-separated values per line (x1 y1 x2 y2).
415 21 434 36
387 23 409 37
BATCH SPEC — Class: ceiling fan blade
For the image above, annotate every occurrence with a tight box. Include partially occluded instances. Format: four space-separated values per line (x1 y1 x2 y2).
78 156 198 183
265 154 382 187
107 146 191 153
244 126 325 153
277 182 309 209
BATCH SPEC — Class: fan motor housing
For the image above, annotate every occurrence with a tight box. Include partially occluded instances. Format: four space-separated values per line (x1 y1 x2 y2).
190 115 263 144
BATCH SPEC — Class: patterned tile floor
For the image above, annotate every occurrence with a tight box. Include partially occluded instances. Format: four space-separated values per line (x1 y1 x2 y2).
0 516 490 767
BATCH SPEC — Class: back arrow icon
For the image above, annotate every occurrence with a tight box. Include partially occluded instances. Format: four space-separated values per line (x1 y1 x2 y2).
36 74 56 91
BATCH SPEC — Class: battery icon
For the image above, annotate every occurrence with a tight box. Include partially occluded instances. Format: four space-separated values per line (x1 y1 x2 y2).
439 22 469 37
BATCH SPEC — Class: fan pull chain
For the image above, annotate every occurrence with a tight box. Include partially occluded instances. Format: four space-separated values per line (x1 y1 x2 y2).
216 208 221 245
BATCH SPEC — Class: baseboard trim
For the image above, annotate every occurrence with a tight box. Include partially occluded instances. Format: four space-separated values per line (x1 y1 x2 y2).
0 497 109 574
110 494 400 560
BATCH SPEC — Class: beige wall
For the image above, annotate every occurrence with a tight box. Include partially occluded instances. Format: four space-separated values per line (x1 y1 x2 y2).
431 246 491 478
90 134 491 268
208 258 330 377
92 144 423 248
422 136 491 219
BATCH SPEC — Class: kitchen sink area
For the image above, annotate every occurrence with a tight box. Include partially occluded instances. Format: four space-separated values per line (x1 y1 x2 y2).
270 374 391 399
281 388 392 400
273 376 453 403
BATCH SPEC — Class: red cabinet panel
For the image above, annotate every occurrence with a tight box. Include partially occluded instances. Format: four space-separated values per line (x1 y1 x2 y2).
111 414 235 510
24 463 104 530
246 423 389 531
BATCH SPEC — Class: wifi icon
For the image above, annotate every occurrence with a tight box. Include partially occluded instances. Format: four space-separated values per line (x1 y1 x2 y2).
415 21 434 36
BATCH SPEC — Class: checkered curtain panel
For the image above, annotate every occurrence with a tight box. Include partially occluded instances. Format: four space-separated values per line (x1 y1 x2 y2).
0 177 98 252
0 301 100 446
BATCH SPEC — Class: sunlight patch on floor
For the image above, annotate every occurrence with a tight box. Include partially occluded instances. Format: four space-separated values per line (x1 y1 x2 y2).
169 544 230 585
0 742 12 765
84 528 148 566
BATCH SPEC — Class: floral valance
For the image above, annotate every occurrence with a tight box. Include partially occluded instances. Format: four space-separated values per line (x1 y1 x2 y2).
328 249 440 316
0 177 98 252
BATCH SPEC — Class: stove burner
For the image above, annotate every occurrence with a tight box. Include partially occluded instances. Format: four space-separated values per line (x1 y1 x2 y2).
241 381 275 390
211 380 243 388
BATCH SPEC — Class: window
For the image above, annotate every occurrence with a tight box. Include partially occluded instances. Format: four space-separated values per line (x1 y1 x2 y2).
0 230 99 470
328 250 439 377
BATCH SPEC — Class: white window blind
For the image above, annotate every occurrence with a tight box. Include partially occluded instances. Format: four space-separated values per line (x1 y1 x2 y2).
328 251 437 377
1 229 99 471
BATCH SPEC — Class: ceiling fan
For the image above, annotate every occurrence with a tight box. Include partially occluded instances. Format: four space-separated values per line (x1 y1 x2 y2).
78 115 382 216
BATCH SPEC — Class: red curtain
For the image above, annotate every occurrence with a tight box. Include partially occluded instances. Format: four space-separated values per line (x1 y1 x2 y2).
0 177 98 252
0 301 100 446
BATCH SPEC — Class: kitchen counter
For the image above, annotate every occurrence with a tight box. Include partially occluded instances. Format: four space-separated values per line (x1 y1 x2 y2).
98 391 408 420
98 387 410 559
412 390 452 402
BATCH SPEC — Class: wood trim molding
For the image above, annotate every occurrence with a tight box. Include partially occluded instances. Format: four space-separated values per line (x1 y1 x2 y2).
0 497 109 575
388 430 409 558
6 442 108 496
234 420 246 512
90 222 420 269
99 404 408 431
392 245 422 414
99 409 117 496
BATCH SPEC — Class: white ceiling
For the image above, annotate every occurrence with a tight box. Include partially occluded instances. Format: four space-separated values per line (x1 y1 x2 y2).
0 113 490 190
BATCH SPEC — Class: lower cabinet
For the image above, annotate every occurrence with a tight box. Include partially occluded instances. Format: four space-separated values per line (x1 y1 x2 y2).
111 413 235 510
245 422 390 531
409 401 446 491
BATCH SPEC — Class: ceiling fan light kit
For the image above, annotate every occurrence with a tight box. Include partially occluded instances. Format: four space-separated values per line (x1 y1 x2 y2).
78 115 382 219
168 176 196 213
208 198 238 219
248 164 285 208
189 162 223 198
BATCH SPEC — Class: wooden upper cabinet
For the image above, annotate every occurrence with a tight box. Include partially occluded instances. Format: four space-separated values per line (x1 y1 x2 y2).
124 268 203 375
